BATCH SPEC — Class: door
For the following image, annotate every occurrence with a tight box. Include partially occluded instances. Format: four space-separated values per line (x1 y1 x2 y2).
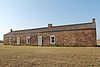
17 37 20 45
38 36 42 46
9 37 12 45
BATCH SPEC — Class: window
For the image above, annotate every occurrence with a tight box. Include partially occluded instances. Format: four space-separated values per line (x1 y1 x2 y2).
50 35 55 44
26 36 31 44
51 37 54 42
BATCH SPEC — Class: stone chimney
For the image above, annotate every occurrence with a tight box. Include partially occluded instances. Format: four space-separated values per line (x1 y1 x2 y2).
48 24 52 28
10 29 13 32
92 18 96 23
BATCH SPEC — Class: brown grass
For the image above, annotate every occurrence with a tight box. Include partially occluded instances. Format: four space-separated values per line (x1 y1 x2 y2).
97 40 100 44
0 45 100 67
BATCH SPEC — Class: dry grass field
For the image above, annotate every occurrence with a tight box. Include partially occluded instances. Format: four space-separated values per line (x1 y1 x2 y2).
0 44 100 67
97 40 100 44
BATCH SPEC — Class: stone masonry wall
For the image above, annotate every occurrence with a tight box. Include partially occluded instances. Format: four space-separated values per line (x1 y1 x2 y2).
55 29 96 47
4 29 96 47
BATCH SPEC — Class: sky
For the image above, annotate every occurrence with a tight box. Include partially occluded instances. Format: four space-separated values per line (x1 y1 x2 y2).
0 0 100 40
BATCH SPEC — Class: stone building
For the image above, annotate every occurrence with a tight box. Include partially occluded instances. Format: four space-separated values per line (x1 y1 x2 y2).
3 19 97 47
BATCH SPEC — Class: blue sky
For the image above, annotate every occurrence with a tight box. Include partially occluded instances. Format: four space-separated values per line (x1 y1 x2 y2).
0 0 100 40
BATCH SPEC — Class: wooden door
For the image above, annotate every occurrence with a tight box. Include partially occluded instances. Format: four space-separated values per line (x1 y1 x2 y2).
17 37 20 45
38 36 42 46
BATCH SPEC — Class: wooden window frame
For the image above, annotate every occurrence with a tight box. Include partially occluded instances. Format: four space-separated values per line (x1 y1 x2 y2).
50 35 56 44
